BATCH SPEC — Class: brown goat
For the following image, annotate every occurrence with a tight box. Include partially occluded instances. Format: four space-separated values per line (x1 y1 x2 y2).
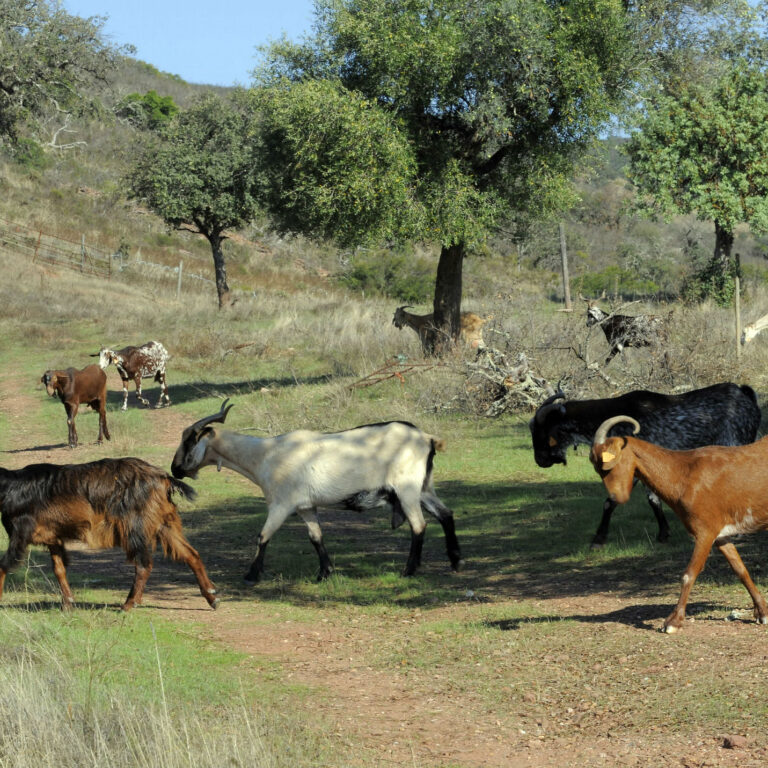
590 415 768 633
392 305 487 353
0 457 218 611
42 365 110 448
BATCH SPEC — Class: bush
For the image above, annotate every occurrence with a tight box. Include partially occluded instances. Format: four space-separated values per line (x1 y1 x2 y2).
9 138 52 171
574 265 658 299
339 249 434 303
681 254 738 306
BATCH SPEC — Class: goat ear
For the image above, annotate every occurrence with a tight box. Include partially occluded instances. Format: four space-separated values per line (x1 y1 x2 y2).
598 445 621 470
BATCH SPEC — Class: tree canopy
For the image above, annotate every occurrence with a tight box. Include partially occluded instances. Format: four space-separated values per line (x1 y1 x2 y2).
626 63 768 303
254 0 641 349
126 92 260 307
0 0 120 145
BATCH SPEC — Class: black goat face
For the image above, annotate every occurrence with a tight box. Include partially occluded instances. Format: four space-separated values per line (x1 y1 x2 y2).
528 419 568 467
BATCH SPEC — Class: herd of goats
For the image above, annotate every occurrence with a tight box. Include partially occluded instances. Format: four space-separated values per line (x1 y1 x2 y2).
1 297 768 634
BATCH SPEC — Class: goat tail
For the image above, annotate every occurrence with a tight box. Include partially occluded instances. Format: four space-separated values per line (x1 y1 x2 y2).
169 477 197 502
432 438 447 453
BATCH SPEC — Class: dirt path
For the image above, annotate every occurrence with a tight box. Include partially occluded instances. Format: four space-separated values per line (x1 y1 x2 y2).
1 368 764 767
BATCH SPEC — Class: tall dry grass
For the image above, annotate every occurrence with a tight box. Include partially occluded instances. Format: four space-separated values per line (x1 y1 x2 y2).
0 619 321 768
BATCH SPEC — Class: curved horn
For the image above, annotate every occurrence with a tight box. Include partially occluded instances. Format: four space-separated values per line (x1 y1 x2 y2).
534 388 566 424
189 398 234 435
593 416 640 447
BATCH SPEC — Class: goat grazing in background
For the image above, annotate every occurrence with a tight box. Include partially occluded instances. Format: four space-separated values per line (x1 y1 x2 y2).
392 305 487 353
93 340 170 410
0 458 218 611
529 383 761 548
171 400 463 584
41 365 110 448
591 415 768 633
581 294 667 365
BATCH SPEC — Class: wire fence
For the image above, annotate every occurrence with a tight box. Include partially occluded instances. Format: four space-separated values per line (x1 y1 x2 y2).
0 217 217 295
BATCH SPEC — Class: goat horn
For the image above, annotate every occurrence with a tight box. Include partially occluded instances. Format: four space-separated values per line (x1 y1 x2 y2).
593 416 640 447
189 398 234 435
534 388 566 425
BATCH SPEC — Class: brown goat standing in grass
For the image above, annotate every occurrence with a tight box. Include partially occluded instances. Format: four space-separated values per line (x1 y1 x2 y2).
590 415 768 633
392 305 487 354
41 364 110 448
0 458 218 611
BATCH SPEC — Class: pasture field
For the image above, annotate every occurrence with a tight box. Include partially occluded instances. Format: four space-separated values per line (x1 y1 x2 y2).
0 250 767 767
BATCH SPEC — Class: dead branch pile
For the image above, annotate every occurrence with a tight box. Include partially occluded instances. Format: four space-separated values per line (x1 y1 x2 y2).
436 348 553 417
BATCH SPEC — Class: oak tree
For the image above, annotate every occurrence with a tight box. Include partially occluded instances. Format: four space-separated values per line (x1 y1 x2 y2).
126 93 260 308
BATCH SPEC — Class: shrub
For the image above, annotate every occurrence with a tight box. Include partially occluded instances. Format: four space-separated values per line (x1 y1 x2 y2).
339 249 434 303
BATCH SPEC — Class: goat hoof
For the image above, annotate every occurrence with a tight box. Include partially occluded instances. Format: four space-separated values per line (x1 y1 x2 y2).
452 558 465 572
243 574 260 586
589 540 606 551
662 623 680 634
210 598 220 610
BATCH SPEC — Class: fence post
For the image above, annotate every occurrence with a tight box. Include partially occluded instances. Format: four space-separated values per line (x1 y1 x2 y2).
735 254 742 360
32 230 42 263
559 222 572 311
177 260 183 299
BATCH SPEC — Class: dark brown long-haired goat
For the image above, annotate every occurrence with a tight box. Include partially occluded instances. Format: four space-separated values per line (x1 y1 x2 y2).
0 457 218 611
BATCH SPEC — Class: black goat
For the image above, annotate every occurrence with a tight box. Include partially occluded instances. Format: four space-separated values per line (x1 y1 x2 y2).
583 296 667 365
0 458 218 611
529 383 761 547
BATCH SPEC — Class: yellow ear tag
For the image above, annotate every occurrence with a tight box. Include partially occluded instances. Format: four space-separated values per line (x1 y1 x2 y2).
548 436 558 447
601 450 615 465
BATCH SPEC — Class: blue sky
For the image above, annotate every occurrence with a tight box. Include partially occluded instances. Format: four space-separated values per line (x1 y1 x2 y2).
61 1 316 86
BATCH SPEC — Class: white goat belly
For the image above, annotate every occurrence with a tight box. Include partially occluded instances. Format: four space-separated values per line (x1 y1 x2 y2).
716 510 756 539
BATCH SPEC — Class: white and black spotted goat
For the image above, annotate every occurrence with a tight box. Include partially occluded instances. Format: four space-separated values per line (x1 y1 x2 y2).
93 340 170 410
582 295 667 365
171 400 463 584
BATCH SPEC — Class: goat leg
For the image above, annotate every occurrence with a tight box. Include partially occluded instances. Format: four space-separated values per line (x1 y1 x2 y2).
664 535 715 633
135 378 150 407
49 544 75 609
298 509 334 581
590 497 618 549
65 402 78 448
158 526 218 608
123 561 153 611
717 541 768 624
243 538 269 585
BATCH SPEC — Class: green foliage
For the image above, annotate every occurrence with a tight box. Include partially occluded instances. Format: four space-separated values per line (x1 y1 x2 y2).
339 249 434 303
126 92 260 236
0 1 121 143
254 0 640 250
7 138 51 171
252 79 419 247
576 265 660 299
115 90 179 130
626 62 768 238
682 253 739 306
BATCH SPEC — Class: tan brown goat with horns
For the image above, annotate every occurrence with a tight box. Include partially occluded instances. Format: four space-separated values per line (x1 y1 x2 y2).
590 414 768 633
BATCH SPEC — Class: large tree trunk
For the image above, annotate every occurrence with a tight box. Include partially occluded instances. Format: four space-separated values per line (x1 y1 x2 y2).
714 219 734 269
424 242 464 355
206 231 232 308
